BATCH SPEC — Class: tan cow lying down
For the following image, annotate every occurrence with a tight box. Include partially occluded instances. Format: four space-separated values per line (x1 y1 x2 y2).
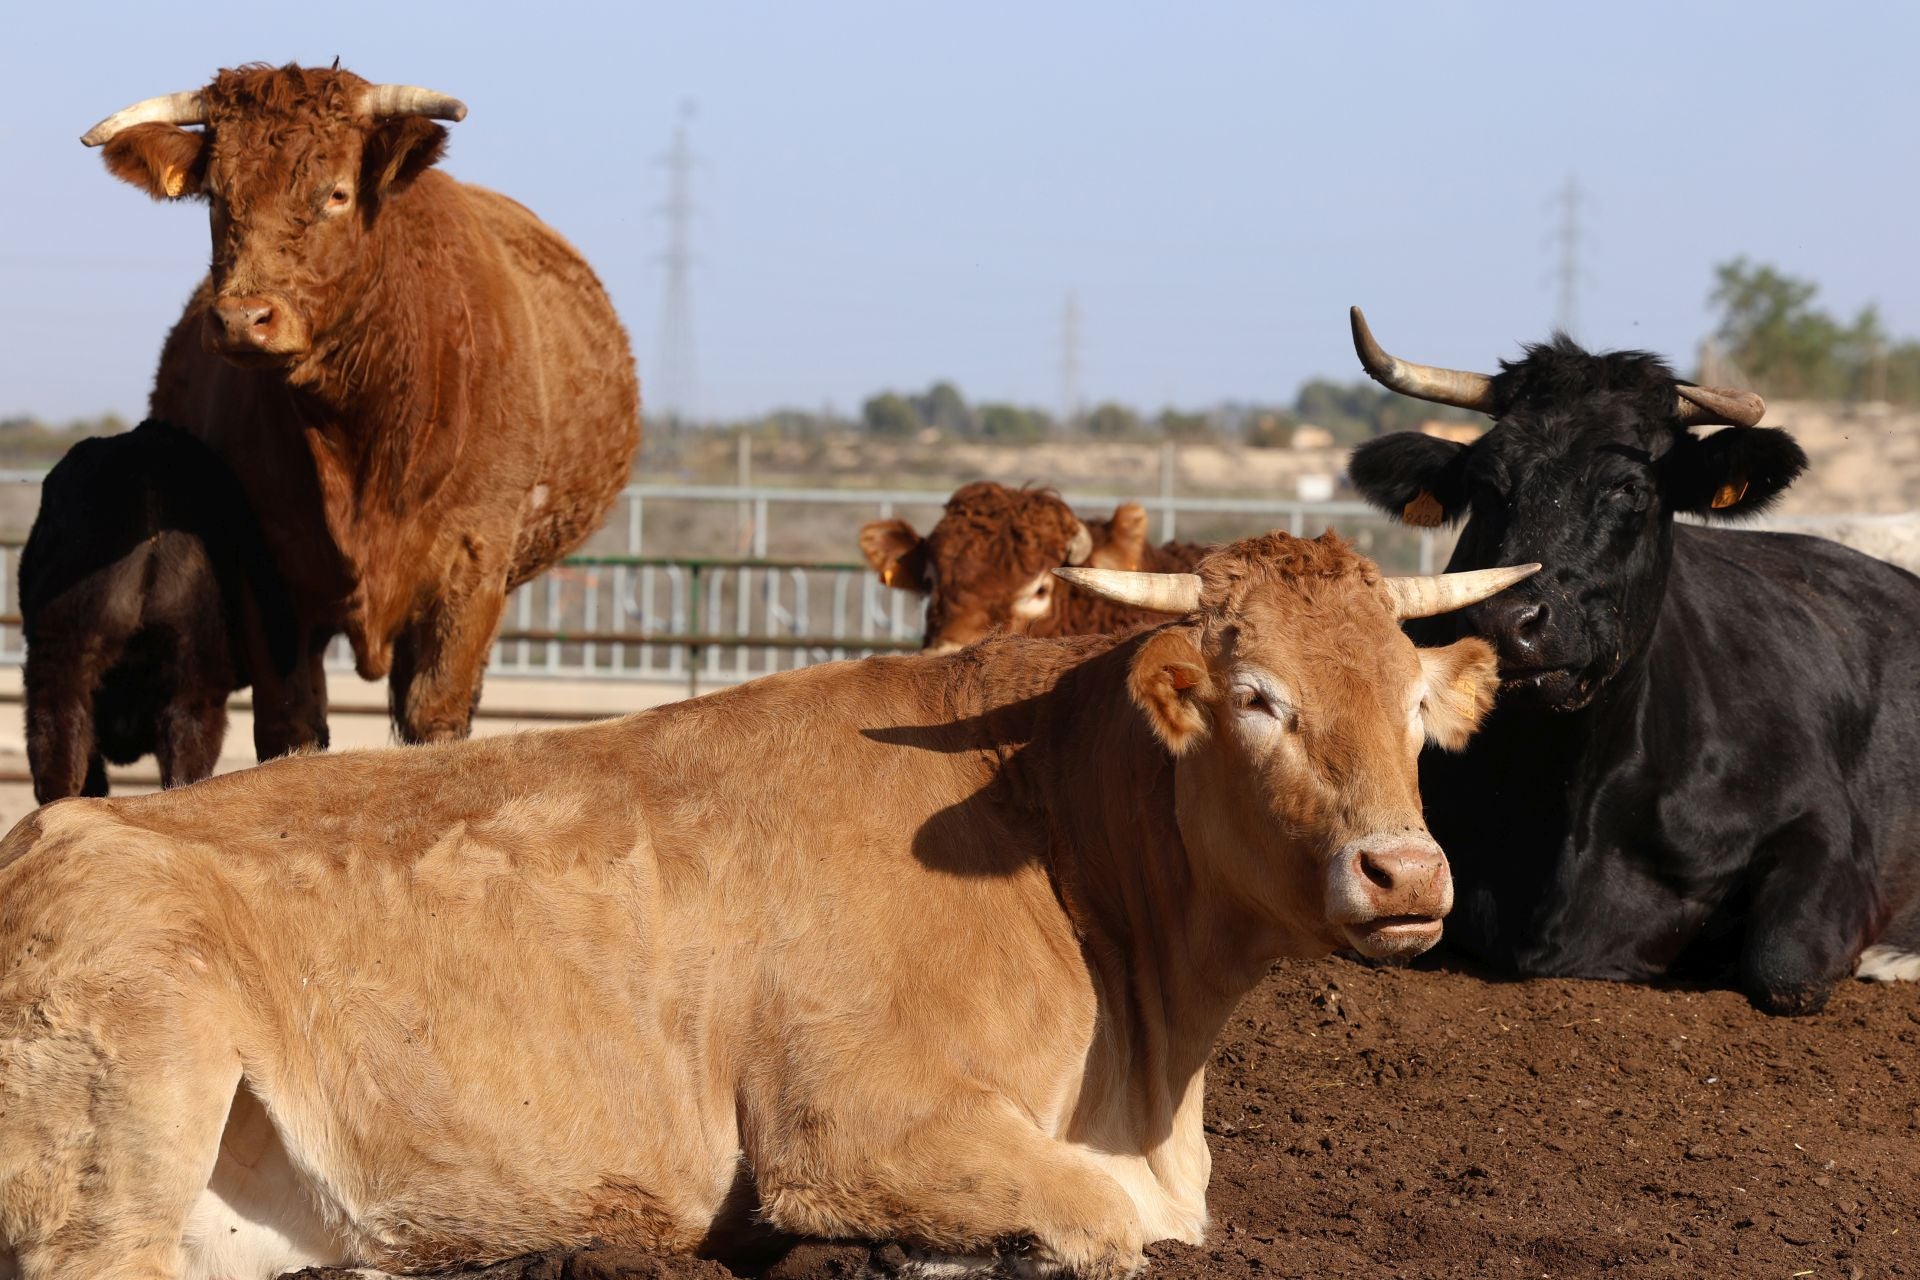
0 533 1532 1280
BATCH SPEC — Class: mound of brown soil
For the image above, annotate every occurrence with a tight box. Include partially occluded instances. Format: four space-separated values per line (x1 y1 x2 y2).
291 958 1920 1280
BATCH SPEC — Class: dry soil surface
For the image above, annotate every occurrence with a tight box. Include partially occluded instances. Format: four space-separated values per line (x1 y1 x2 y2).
291 956 1919 1280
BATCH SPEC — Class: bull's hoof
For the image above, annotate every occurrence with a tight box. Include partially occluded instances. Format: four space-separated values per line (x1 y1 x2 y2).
1749 981 1833 1017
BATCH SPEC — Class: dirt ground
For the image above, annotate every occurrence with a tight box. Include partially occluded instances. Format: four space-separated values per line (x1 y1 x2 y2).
292 956 1919 1280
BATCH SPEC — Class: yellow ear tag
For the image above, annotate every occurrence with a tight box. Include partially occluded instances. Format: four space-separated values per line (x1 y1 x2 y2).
1402 490 1444 528
162 166 186 198
1710 477 1749 510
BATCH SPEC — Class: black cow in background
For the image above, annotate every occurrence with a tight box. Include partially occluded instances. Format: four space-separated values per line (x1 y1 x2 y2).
20 419 297 803
1346 307 1920 1014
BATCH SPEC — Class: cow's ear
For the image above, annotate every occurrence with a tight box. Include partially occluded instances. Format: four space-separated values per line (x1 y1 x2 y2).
1417 636 1500 751
1129 628 1214 755
362 117 448 198
859 519 929 593
1666 426 1807 518
1091 502 1150 570
100 123 209 201
1349 433 1470 528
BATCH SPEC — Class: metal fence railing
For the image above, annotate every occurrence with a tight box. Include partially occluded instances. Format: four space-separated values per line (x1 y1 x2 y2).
0 474 1451 690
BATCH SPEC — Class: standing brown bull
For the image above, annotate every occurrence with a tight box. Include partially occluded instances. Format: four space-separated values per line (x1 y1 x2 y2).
81 63 641 748
861 482 1207 651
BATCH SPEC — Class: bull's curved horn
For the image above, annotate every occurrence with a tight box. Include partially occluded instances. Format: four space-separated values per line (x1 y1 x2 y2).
1386 564 1541 620
1054 567 1201 614
80 90 207 147
357 84 468 123
1351 306 1499 414
1676 384 1766 429
1066 519 1094 566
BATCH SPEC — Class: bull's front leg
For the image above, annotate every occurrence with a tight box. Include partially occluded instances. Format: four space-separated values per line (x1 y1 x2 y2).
753 1096 1145 1279
388 557 508 745
1740 812 1872 1016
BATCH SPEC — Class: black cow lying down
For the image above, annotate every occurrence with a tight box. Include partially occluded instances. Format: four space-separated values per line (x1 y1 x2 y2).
1346 308 1920 1014
20 419 295 803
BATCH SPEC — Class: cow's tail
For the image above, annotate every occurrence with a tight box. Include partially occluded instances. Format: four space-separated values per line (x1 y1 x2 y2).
0 806 242 1277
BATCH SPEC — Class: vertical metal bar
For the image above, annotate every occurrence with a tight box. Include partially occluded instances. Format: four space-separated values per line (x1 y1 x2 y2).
583 568 600 673
1420 529 1437 575
736 434 751 554
736 565 751 681
612 565 627 674
754 496 769 559
707 566 725 688
545 574 561 673
516 583 532 673
628 492 643 556
687 564 702 699
1160 442 1176 542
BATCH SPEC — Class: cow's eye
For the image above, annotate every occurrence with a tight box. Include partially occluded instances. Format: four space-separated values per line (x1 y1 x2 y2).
1232 685 1296 729
327 186 352 209
1606 477 1650 510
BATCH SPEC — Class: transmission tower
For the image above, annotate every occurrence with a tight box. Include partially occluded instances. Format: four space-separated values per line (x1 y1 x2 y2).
1059 290 1082 431
1551 174 1584 339
655 101 699 427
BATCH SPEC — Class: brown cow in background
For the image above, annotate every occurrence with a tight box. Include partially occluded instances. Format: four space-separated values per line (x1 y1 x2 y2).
861 481 1207 651
81 63 641 748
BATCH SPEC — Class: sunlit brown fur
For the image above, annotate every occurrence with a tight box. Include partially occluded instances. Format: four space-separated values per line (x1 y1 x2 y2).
99 63 641 749
0 533 1498 1279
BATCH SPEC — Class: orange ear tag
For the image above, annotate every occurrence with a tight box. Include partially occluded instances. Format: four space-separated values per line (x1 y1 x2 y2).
881 564 906 588
1710 477 1749 510
1402 490 1444 528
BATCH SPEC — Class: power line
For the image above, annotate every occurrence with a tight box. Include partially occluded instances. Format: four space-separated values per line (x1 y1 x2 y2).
1552 174 1583 339
1060 289 1082 432
656 101 699 427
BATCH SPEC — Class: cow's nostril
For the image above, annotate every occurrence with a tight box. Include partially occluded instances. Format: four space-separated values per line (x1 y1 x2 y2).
1359 851 1396 891
250 306 274 330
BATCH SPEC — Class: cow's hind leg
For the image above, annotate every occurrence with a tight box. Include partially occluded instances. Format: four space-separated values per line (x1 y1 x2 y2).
756 1095 1143 1279
22 650 100 805
156 698 229 789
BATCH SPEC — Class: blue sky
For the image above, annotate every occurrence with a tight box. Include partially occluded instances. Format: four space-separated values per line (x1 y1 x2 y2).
3 1 1915 423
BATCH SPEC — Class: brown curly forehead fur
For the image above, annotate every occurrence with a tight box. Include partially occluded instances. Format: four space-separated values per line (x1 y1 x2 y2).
927 483 1082 586
203 63 367 122
1183 530 1412 695
1192 530 1384 619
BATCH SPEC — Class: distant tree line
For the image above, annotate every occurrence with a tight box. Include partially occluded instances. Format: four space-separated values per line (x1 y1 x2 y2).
1709 257 1920 404
0 414 130 467
823 379 1470 449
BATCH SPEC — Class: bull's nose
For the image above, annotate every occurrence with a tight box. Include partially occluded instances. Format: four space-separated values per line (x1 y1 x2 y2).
212 295 280 348
1354 844 1450 915
1472 595 1550 661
